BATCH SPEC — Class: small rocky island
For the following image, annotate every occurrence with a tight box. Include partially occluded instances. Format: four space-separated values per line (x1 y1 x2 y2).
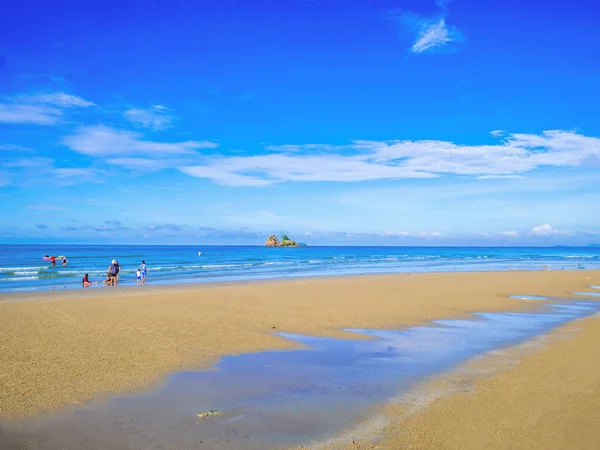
265 234 305 247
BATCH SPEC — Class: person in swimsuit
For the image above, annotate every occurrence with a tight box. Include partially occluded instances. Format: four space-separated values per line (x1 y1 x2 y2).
82 274 96 288
62 256 68 266
50 255 56 267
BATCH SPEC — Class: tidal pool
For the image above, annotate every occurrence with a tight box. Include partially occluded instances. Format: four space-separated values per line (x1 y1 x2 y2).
509 295 547 300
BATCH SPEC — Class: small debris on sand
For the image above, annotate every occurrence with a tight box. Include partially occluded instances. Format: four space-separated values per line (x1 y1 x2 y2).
196 409 225 419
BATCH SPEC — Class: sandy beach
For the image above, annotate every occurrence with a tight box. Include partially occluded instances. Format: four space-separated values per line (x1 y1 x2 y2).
1 270 598 422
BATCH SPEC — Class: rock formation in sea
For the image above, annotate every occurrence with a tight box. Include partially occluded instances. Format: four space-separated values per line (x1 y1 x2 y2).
265 234 302 247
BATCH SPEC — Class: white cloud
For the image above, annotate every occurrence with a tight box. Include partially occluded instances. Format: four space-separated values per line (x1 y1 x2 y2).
181 154 436 186
501 231 519 237
20 92 95 108
63 125 218 157
531 223 554 236
1 92 94 125
0 104 62 125
530 223 570 236
178 130 600 187
411 18 459 53
401 1 463 54
490 130 505 138
124 105 174 130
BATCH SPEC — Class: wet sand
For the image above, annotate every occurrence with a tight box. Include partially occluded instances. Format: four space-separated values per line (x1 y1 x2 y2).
0 270 597 419
348 311 600 450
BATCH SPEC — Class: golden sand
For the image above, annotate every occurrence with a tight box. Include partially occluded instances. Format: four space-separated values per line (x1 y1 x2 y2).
0 271 597 419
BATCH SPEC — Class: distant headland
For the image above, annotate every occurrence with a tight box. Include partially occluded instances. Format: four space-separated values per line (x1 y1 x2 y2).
265 234 307 247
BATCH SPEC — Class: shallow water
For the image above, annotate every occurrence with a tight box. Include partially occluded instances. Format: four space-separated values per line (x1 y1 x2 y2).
4 298 599 450
1 244 599 292
573 291 600 297
509 295 547 300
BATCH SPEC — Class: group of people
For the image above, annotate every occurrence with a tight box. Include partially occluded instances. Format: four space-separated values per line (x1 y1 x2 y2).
43 255 68 267
82 260 149 288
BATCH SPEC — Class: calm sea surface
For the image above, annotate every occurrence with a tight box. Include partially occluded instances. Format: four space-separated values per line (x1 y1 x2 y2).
0 245 598 293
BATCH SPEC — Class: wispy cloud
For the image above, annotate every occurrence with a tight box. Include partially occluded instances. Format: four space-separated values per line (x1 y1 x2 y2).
145 223 187 232
399 1 463 54
0 104 62 125
54 168 103 183
124 105 174 130
0 144 33 152
501 230 519 237
0 92 94 125
35 224 49 229
18 92 95 108
4 157 103 186
105 158 168 171
411 18 459 53
63 125 218 158
83 224 129 232
179 130 600 186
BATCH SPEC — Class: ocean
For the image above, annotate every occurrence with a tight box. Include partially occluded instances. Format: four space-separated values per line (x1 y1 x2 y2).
0 244 598 293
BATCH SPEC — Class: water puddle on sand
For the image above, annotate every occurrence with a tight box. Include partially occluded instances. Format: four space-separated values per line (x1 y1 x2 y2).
3 298 600 450
509 295 547 300
573 291 600 297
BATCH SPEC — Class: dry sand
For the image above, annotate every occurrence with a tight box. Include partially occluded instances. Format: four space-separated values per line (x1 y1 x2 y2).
0 270 598 420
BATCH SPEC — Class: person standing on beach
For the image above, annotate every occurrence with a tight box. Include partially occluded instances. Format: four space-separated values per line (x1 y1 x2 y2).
107 260 118 286
139 260 149 285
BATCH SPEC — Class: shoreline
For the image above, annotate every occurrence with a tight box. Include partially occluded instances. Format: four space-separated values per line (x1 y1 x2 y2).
0 267 596 300
1 270 599 420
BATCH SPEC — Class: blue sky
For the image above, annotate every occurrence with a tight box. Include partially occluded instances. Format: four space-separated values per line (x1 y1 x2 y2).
1 0 599 245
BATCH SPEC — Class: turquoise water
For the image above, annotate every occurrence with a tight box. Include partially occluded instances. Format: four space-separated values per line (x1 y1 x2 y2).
0 244 599 292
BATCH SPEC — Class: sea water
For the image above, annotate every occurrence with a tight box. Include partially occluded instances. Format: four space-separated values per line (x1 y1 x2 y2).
0 244 598 292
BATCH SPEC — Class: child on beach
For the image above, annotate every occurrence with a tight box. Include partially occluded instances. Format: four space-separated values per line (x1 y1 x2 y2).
82 274 97 288
136 269 142 285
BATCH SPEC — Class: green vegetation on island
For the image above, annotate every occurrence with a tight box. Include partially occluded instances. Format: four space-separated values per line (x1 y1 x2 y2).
265 234 305 247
